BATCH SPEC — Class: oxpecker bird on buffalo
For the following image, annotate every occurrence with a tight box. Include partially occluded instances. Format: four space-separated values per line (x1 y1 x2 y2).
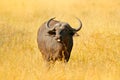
37 17 82 63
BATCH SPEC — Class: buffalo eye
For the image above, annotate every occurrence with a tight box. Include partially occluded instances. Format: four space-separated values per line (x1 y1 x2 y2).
70 31 75 36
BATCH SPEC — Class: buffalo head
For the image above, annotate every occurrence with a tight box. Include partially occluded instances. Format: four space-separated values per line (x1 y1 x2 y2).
46 17 82 43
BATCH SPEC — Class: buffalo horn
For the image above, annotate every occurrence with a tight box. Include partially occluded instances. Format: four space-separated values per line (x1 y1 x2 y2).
46 17 56 31
73 17 82 32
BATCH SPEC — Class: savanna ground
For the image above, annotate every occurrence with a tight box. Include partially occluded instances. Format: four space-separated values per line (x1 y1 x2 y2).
0 0 120 80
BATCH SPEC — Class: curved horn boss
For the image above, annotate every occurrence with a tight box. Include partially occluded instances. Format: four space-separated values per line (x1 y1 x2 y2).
46 17 56 31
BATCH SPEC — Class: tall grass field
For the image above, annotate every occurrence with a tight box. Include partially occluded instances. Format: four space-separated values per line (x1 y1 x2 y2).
0 0 120 80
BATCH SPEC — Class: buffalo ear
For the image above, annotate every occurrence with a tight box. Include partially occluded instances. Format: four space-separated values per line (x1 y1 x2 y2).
74 33 79 36
48 30 56 35
70 30 79 36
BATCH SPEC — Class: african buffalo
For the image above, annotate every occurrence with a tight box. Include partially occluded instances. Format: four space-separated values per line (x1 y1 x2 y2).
37 17 82 63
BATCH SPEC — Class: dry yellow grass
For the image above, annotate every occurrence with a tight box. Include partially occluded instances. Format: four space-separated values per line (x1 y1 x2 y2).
0 0 120 80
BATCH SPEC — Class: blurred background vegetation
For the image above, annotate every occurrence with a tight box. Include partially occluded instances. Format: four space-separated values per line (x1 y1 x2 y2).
0 0 120 80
